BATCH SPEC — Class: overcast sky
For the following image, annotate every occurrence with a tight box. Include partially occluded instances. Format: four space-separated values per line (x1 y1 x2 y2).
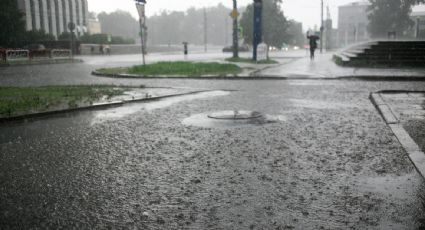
88 0 425 30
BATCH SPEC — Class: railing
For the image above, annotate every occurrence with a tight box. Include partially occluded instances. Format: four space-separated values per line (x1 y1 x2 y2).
5 50 30 62
0 49 6 63
0 49 72 63
51 49 72 59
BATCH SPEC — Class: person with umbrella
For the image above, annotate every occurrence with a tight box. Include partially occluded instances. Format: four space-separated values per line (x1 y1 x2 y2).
307 31 320 60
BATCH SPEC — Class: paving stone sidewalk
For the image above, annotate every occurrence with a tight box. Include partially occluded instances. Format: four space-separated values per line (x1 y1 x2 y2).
260 52 425 79
372 91 425 178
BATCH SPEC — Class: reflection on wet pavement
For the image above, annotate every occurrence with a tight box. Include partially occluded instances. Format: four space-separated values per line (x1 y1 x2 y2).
289 99 360 109
1 80 425 229
183 111 286 128
380 92 425 122
92 91 230 124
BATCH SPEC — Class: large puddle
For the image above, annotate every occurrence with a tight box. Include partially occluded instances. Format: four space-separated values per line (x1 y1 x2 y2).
91 90 230 124
289 99 359 109
183 111 286 129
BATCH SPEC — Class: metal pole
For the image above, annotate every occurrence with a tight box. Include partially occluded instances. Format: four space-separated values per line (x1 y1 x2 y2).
232 0 239 58
225 16 228 45
253 0 263 61
70 31 74 60
140 19 146 65
136 1 147 65
320 0 324 53
417 18 421 39
204 8 207 52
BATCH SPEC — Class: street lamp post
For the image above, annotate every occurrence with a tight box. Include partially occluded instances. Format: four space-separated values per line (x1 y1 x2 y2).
253 0 263 61
135 0 147 65
231 0 239 58
320 0 324 53
68 22 76 60
417 17 421 39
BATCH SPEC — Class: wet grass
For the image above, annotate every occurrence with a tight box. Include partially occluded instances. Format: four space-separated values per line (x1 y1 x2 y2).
96 61 242 76
0 85 130 117
225 57 278 64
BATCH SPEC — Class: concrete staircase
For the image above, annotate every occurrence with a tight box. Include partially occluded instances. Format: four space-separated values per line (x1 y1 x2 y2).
334 41 425 67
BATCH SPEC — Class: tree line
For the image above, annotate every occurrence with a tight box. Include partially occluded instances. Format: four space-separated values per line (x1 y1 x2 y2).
368 0 425 38
1 0 425 48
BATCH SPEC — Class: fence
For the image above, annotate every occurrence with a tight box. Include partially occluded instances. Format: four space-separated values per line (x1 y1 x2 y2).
51 49 72 59
5 50 30 62
0 49 6 63
0 49 71 63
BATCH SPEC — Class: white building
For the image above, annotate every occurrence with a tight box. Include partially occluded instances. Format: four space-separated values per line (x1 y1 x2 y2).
16 0 89 39
411 8 425 38
337 1 370 47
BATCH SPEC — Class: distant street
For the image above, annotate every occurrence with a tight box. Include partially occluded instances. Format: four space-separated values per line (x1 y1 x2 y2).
1 52 425 229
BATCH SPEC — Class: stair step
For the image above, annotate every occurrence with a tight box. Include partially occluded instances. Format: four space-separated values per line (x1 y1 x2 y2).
333 40 425 67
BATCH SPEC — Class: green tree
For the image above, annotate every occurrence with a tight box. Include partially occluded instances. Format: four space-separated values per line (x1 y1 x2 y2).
368 0 425 38
286 20 304 47
98 11 139 39
0 0 26 47
240 0 289 49
22 30 55 43
58 32 77 41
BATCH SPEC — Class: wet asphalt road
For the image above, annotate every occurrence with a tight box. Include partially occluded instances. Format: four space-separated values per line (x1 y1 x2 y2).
1 56 425 229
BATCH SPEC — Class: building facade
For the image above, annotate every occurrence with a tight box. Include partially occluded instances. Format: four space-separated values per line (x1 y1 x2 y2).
88 19 101 34
411 11 425 38
16 0 89 39
337 2 370 47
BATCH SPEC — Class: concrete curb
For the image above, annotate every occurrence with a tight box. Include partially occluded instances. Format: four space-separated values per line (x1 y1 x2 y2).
370 92 425 179
92 71 425 81
0 90 210 123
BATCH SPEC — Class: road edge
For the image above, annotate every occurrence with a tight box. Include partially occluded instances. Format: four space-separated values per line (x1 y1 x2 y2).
92 71 425 81
370 92 425 179
0 89 210 123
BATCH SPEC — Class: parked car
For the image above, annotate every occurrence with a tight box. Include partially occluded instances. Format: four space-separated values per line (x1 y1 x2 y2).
222 44 250 53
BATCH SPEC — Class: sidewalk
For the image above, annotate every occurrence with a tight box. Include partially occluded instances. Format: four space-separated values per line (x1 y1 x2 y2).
259 51 425 79
371 91 425 178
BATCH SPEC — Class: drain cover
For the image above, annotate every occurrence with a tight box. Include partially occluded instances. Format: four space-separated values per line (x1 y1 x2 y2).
208 110 263 120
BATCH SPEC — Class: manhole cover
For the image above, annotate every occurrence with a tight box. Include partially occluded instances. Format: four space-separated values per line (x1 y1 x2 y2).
208 110 263 120
183 111 286 129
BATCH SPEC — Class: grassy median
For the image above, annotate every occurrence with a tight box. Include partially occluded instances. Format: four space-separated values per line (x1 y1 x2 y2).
0 85 130 117
96 61 242 76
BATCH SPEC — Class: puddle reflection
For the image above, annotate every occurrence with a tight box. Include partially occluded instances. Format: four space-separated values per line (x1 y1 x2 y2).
91 90 230 124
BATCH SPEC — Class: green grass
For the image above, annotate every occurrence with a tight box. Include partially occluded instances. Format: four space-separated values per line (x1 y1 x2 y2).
96 61 242 76
225 57 278 64
0 85 130 117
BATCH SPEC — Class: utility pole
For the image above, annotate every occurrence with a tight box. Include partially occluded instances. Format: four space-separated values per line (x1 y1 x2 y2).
417 18 421 39
320 0 324 53
135 0 147 65
68 22 76 60
253 0 263 61
232 0 239 58
225 16 229 45
204 8 208 53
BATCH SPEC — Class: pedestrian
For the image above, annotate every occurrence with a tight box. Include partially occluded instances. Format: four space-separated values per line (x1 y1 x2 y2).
99 44 104 55
105 44 111 55
90 46 95 55
182 42 188 56
307 31 320 60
